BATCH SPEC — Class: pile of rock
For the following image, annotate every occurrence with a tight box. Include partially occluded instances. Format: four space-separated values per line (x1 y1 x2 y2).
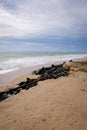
0 78 38 102
33 63 69 80
18 78 37 90
0 62 70 102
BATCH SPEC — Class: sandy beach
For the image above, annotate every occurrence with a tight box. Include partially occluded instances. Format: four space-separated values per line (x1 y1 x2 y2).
0 58 87 130
0 0 87 129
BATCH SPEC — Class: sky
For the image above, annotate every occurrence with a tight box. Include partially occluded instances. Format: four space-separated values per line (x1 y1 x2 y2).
0 0 87 52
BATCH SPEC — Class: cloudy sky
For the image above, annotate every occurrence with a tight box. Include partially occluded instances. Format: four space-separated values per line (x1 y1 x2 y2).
0 0 87 52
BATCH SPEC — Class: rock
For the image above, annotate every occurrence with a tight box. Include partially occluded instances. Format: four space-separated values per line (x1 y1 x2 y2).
63 62 66 65
32 70 40 75
0 92 8 101
13 89 20 95
52 74 58 79
26 78 31 83
50 66 56 71
69 60 73 62
38 67 46 75
0 62 70 102
18 81 25 86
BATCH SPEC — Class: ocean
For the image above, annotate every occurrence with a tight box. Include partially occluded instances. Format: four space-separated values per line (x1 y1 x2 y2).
0 52 87 74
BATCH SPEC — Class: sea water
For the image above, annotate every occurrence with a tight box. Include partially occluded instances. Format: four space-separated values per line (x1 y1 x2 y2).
0 52 87 74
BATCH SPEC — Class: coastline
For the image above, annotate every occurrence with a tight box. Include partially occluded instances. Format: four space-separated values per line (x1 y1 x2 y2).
0 61 61 87
0 57 87 130
0 57 87 88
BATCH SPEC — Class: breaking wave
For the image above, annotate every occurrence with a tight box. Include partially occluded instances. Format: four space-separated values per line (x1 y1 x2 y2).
0 53 87 74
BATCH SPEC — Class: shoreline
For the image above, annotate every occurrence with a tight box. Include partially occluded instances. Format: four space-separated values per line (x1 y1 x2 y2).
0 57 87 130
0 61 61 87
0 58 87 130
0 57 87 88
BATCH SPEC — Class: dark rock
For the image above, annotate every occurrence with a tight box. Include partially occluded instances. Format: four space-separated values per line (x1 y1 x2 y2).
13 89 20 95
0 62 70 102
0 92 8 101
50 66 56 71
21 85 27 89
26 78 31 83
32 70 40 75
52 74 58 79
38 67 46 75
18 81 25 86
63 62 66 65
51 64 55 68
69 60 73 62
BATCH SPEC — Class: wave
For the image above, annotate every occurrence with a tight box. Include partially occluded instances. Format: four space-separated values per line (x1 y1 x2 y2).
0 54 87 74
0 68 19 74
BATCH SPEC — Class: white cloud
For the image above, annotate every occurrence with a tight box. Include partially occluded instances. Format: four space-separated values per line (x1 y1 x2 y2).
0 0 87 38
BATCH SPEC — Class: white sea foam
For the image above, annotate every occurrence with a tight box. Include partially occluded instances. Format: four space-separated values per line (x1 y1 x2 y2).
0 54 87 74
0 68 19 74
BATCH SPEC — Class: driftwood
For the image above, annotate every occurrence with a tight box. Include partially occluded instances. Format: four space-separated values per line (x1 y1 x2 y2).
0 62 70 102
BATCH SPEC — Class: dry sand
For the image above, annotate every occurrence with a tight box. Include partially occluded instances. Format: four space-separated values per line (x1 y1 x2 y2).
0 59 87 130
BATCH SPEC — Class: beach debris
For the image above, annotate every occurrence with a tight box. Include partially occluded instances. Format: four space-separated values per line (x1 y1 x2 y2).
0 62 70 102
